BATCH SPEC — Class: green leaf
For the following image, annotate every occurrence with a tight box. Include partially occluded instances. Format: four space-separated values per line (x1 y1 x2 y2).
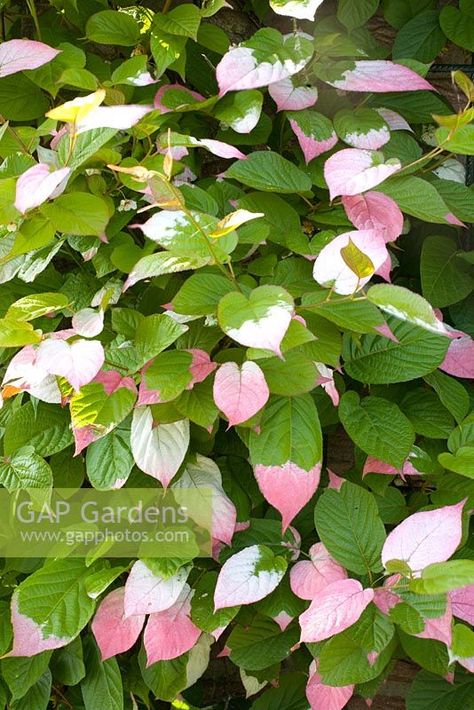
5 293 69 321
125 252 210 290
452 624 474 660
436 124 474 155
57 128 118 171
393 11 446 63
317 632 397 686
154 6 201 39
228 616 299 671
315 481 386 575
86 10 140 46
225 151 312 193
41 193 110 237
0 318 41 347
421 236 473 308
249 395 322 471
258 352 318 396
381 0 436 29
150 30 186 78
398 631 450 676
410 560 474 594
251 672 308 710
143 350 193 402
51 637 85 686
70 381 136 430
407 670 474 710
1 652 51 701
389 602 425 635
438 447 474 478
134 314 188 369
4 402 73 456
0 449 53 490
15 558 95 641
339 391 415 468
86 429 134 490
10 670 51 710
175 377 219 429
424 371 470 425
82 637 123 710
191 571 239 634
172 272 235 315
343 316 450 384
367 284 449 335
401 389 455 439
378 177 452 224
440 0 474 52
337 0 379 30
214 90 263 133
301 291 385 333
0 75 49 121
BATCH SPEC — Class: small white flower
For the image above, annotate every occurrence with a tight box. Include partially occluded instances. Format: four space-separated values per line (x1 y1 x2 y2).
118 198 138 212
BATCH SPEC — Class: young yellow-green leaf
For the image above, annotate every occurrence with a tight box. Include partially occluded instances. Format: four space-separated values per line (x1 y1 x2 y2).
41 193 110 237
340 238 375 278
0 318 42 347
6 293 69 321
410 560 474 594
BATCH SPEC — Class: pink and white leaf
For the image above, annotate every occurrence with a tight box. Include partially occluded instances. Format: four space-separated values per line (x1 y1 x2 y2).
381 501 465 574
154 84 204 113
143 585 201 664
124 560 189 617
91 587 145 660
299 578 374 643
315 362 339 406
324 149 401 200
15 164 71 214
130 406 189 487
270 0 324 21
255 461 321 531
2 345 61 403
289 115 338 164
213 361 269 426
313 229 389 295
375 108 413 132
440 336 474 379
290 542 347 600
363 455 419 480
342 192 404 243
268 77 318 112
214 544 286 609
172 454 237 546
326 61 435 93
36 338 104 391
76 104 152 133
0 39 60 78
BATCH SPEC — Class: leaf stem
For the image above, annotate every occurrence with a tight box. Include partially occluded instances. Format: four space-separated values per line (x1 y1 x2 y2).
162 0 173 13
26 0 42 40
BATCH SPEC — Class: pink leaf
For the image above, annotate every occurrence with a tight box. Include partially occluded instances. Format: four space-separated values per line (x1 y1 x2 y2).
363 455 419 480
15 164 71 214
143 585 201 664
268 78 318 111
130 407 189 487
91 587 145 660
314 363 339 406
440 336 474 378
36 338 104 391
290 542 347 600
76 104 152 133
213 361 269 426
324 149 401 200
313 229 389 295
254 461 321 531
328 469 345 490
9 593 70 656
0 39 60 78
381 501 465 574
186 349 216 387
450 584 474 625
124 560 189 617
299 578 374 643
342 192 404 243
197 138 246 160
2 345 61 404
415 600 452 647
307 667 354 710
326 61 435 93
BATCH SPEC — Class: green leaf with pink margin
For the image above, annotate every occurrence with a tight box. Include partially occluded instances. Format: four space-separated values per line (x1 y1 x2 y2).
218 285 294 356
130 406 189 486
216 29 313 96
381 500 465 574
249 394 322 530
287 110 338 163
10 559 95 657
91 587 145 660
214 90 263 134
0 39 60 78
214 544 287 609
143 584 201 665
213 361 269 426
299 578 374 642
324 149 401 200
